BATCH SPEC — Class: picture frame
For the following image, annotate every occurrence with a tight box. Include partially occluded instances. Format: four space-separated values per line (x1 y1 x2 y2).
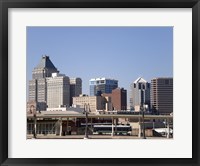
0 0 199 165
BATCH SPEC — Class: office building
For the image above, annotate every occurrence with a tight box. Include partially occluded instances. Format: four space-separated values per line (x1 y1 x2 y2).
47 73 70 108
89 78 118 96
150 77 173 114
112 88 127 110
73 94 104 112
130 77 150 111
32 55 59 79
69 78 82 106
28 55 59 110
102 87 127 111
29 79 37 101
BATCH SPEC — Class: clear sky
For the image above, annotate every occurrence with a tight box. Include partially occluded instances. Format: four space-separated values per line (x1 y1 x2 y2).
27 27 173 103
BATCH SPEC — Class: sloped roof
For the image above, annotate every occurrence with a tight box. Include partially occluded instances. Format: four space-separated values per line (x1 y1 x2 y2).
36 55 57 69
134 77 147 83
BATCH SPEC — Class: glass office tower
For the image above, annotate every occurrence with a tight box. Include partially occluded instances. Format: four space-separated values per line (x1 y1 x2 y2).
89 78 118 96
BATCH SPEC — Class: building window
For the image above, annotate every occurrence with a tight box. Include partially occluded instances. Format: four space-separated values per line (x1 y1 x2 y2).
165 80 169 85
138 83 141 89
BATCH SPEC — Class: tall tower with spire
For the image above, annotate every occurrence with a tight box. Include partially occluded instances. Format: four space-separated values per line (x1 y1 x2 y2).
28 55 59 110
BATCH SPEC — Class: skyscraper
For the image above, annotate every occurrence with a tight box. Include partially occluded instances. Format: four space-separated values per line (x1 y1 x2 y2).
150 77 173 114
130 77 150 111
32 55 59 79
47 73 70 108
89 78 118 96
28 55 59 110
69 78 82 106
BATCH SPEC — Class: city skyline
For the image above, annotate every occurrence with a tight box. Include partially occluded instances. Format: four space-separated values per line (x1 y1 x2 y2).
27 27 173 99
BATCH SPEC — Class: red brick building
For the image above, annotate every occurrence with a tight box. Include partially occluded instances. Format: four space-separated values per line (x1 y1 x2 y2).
102 87 127 111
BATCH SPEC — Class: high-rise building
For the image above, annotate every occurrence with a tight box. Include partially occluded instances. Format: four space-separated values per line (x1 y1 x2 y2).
150 77 173 114
69 78 82 106
29 79 37 101
102 87 127 111
32 55 59 79
89 78 118 96
37 78 47 102
112 88 127 110
28 56 59 110
46 73 70 108
130 77 150 111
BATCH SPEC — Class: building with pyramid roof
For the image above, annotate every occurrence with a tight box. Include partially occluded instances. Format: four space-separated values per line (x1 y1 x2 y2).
32 55 59 79
29 56 59 110
28 56 82 111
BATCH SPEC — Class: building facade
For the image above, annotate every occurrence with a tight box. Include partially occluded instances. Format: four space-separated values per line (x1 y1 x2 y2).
112 88 127 110
28 55 59 110
46 73 70 108
130 77 150 111
32 55 59 79
89 78 118 96
102 87 127 111
150 77 173 114
29 79 37 101
69 78 82 106
72 95 104 112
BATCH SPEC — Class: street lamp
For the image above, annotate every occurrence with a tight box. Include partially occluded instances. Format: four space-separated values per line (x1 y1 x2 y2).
83 103 91 139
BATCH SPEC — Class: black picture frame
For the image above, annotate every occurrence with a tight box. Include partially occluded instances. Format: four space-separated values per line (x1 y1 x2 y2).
0 0 199 166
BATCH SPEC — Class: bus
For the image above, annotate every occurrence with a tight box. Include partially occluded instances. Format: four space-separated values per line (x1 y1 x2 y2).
81 123 112 127
93 125 132 135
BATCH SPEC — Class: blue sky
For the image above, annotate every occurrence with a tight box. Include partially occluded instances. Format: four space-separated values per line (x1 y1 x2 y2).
27 27 173 100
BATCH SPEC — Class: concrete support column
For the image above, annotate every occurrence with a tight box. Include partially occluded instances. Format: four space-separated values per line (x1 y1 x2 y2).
111 117 114 137
167 119 170 139
153 119 155 130
34 116 37 138
59 118 62 136
115 118 117 134
138 117 141 138
91 118 92 128
75 118 76 127
66 118 68 135
84 112 89 139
